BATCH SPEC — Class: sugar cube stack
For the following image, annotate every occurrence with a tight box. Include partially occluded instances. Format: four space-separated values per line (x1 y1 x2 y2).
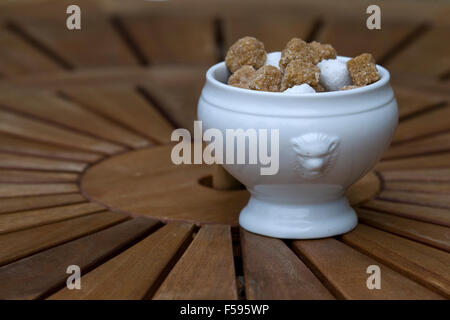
225 36 380 94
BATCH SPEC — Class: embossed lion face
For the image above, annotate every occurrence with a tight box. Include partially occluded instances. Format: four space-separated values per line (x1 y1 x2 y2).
291 133 339 179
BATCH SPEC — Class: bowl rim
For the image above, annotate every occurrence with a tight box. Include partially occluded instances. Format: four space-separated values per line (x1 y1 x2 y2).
206 55 390 98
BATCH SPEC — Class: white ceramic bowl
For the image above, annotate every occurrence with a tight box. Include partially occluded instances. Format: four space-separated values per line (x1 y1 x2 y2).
197 57 398 239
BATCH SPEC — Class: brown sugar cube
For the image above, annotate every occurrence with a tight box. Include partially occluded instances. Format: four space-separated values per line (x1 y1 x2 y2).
308 41 337 64
279 38 311 71
228 65 257 89
346 53 380 86
280 59 320 91
248 65 282 92
225 36 267 73
341 85 361 91
314 83 326 92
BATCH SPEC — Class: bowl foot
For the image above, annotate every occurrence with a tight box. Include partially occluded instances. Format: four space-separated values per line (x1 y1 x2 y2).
239 196 357 239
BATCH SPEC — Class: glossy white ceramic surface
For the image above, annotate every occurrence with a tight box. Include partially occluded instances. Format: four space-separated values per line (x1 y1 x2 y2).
197 57 398 239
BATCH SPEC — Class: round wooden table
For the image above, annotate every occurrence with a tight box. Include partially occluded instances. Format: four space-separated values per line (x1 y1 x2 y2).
0 0 448 300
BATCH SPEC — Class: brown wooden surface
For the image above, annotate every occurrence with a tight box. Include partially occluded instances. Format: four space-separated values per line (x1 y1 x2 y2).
154 225 238 300
49 222 194 300
241 229 334 300
0 217 159 300
0 0 448 301
0 211 128 266
341 224 450 298
292 238 444 299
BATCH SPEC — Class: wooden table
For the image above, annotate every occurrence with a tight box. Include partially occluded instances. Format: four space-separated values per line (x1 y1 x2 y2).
0 0 448 300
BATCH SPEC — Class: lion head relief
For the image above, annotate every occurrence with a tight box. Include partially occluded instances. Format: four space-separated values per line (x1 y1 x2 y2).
290 133 340 179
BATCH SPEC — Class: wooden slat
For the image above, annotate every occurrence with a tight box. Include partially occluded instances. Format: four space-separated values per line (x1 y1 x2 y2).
363 199 450 227
15 16 137 68
122 16 217 65
292 238 444 299
0 217 159 300
240 229 334 300
387 27 450 77
380 168 450 182
0 211 128 266
0 133 101 163
81 145 248 226
0 28 61 76
342 224 450 298
318 20 415 61
49 222 194 300
0 153 86 172
0 202 106 234
383 132 450 160
0 109 123 155
154 225 238 300
357 208 450 252
0 183 78 198
0 92 149 149
378 189 450 209
346 171 380 206
377 152 450 171
393 86 445 120
0 169 78 183
144 66 206 131
392 105 450 143
224 14 316 53
0 193 85 215
385 181 450 194
62 86 174 144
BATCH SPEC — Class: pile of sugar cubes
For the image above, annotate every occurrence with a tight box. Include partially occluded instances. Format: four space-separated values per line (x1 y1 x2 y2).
225 36 380 93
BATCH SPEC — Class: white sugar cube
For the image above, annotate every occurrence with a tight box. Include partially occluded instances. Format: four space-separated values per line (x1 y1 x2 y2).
283 84 316 94
317 59 352 91
265 51 282 69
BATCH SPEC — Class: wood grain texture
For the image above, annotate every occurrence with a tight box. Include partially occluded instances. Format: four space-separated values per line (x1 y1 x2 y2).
62 86 174 144
224 13 316 53
0 28 61 76
0 183 78 198
380 168 450 183
342 224 450 298
0 109 124 155
346 171 380 206
0 211 128 266
363 199 450 227
377 152 450 171
240 229 334 300
393 85 445 120
0 202 106 234
292 238 444 299
387 27 450 77
81 145 249 225
384 181 450 194
383 132 450 160
0 193 86 215
122 16 217 65
0 217 159 300
0 169 78 183
0 133 102 163
48 222 194 300
0 92 150 149
378 189 450 209
392 105 450 144
357 208 450 252
14 14 137 68
318 19 415 61
143 67 206 131
0 152 87 172
154 225 237 300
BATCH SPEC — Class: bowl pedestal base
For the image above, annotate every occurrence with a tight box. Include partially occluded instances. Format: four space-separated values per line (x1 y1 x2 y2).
239 196 358 239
